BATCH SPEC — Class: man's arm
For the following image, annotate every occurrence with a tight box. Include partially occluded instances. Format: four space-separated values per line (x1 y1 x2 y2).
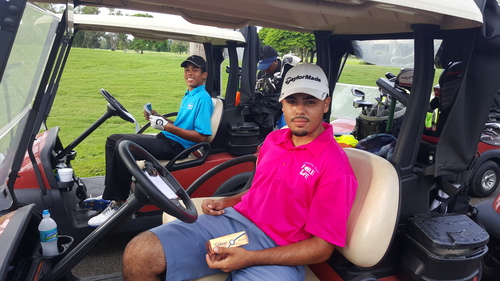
144 106 210 143
201 190 248 216
206 235 335 272
163 124 208 143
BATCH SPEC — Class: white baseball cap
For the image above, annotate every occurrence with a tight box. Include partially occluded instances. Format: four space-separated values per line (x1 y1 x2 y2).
279 63 329 102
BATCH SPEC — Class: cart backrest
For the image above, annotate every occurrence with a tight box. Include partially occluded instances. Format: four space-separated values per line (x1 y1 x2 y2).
207 98 223 143
338 148 400 267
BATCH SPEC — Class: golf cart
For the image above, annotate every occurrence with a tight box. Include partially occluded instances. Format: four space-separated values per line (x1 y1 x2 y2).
3 9 273 240
2 0 500 280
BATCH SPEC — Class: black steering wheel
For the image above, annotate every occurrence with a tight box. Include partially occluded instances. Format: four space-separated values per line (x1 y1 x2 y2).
100 88 136 123
118 140 198 223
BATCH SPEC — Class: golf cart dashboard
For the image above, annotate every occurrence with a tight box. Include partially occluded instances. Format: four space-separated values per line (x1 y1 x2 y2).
0 204 42 281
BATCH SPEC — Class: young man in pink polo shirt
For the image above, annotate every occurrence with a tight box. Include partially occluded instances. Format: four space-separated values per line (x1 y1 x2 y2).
123 63 358 281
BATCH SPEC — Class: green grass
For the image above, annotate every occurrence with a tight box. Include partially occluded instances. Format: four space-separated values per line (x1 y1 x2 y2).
48 49 189 177
339 58 442 86
48 49 441 177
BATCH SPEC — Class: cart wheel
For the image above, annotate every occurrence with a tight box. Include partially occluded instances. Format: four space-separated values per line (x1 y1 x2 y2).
480 236 500 281
470 160 500 198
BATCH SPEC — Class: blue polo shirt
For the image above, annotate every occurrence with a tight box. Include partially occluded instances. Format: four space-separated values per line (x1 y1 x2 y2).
162 85 214 148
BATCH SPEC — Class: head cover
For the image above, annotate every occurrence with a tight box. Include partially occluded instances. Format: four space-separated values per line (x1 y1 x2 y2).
181 55 207 71
258 45 278 70
279 63 329 102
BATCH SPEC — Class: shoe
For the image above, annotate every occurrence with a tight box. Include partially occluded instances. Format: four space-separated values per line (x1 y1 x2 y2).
82 195 110 211
88 201 119 227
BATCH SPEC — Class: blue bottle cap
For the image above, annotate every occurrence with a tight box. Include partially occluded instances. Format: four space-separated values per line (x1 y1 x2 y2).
42 209 49 215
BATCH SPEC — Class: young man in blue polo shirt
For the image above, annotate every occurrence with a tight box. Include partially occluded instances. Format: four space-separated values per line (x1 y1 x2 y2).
86 55 214 226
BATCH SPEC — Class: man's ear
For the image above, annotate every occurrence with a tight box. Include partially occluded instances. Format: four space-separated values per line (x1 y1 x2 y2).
202 71 208 79
323 97 331 113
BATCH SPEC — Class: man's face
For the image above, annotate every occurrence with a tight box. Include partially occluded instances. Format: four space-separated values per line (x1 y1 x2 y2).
184 63 207 90
264 60 279 75
281 93 331 143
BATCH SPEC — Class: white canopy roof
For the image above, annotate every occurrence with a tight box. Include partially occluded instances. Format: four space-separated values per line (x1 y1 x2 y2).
72 14 245 44
45 0 485 34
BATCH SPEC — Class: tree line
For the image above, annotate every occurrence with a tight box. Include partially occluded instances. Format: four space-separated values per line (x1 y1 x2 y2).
35 4 189 54
258 28 316 63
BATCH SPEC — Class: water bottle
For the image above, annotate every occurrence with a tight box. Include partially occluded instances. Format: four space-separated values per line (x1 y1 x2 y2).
38 209 59 256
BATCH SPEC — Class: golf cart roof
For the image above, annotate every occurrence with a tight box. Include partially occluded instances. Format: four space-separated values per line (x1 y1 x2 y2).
42 0 483 34
72 14 245 44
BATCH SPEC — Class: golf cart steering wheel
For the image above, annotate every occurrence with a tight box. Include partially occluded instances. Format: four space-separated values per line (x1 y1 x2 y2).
118 140 198 223
100 88 136 123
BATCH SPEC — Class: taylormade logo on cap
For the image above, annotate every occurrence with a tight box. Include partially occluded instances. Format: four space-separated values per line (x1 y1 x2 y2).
279 63 329 102
285 74 322 84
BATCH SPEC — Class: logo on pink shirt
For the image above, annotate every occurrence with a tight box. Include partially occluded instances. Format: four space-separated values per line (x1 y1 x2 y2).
299 163 317 179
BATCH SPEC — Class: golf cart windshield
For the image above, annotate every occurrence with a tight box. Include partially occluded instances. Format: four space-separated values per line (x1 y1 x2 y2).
0 3 60 210
352 40 442 69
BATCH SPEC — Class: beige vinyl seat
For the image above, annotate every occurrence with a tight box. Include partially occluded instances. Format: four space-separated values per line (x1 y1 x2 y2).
162 148 400 280
157 97 223 167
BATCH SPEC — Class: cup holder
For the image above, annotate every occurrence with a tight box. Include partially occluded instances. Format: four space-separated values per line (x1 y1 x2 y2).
39 235 74 259
57 235 74 254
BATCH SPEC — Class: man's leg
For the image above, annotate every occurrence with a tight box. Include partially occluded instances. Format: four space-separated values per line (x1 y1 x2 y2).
103 134 133 201
87 133 185 226
126 208 303 280
123 231 165 281
103 133 184 201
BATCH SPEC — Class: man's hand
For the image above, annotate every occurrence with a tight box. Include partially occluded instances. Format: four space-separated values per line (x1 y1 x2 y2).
201 198 226 216
206 247 251 272
149 115 168 130
143 109 159 121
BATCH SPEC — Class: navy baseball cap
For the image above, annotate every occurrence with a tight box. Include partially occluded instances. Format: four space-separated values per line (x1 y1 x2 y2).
258 46 278 70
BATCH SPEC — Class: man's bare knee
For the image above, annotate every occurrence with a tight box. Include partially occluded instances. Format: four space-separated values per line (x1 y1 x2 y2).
123 231 166 281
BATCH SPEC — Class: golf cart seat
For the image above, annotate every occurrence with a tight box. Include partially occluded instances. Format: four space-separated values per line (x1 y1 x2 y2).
157 97 223 170
162 148 400 280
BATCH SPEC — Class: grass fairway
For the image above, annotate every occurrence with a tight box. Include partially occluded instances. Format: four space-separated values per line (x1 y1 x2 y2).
48 48 439 177
48 48 189 177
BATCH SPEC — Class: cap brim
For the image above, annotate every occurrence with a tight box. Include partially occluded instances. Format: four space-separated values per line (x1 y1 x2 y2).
279 87 325 102
258 61 273 70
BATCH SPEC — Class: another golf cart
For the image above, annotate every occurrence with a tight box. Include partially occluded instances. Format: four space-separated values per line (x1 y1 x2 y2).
2 0 500 280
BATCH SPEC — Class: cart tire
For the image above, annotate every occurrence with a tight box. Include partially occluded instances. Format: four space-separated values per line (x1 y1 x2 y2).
480 236 500 281
470 160 500 198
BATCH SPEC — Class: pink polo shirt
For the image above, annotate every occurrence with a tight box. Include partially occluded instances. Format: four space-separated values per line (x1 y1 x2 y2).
234 123 358 247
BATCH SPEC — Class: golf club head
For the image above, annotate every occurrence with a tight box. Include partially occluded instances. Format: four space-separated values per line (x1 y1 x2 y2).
352 88 366 100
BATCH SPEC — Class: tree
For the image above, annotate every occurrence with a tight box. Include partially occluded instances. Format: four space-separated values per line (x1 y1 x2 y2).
34 3 62 13
130 39 151 54
75 6 100 15
117 33 130 51
170 40 189 54
73 6 102 48
132 13 154 18
128 13 156 53
258 28 316 62
106 8 125 50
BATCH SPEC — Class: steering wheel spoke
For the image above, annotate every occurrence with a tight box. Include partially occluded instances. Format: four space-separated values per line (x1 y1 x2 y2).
117 140 198 223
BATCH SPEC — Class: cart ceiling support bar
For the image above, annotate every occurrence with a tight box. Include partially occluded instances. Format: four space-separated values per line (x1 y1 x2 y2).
393 24 437 178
